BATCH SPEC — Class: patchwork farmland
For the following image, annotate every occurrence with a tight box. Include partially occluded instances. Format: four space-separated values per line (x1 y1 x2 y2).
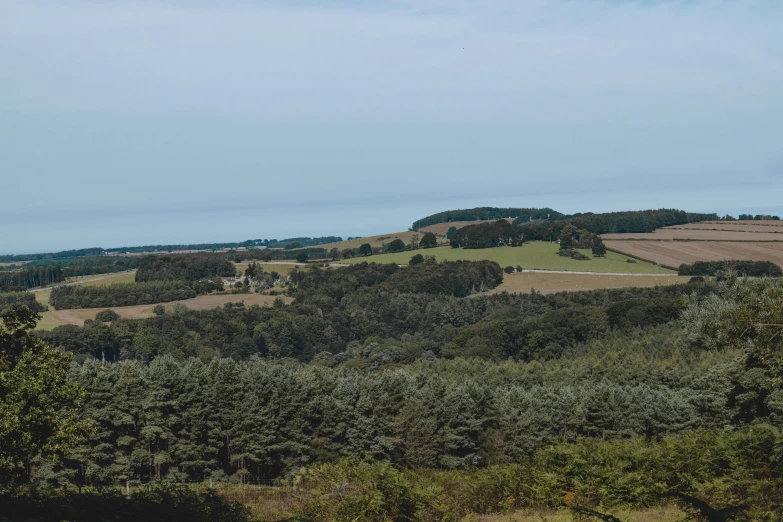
603 220 783 268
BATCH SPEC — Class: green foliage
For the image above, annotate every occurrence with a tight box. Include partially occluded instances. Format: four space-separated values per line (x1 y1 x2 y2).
450 220 525 249
295 251 309 263
678 260 783 277
49 280 199 309
0 307 91 485
388 238 406 253
557 249 590 260
135 254 236 282
419 232 438 249
413 207 564 229
409 254 424 265
684 277 783 384
0 485 252 522
0 291 47 315
94 309 120 322
0 257 144 290
0 248 105 264
359 243 373 256
293 425 783 521
517 209 718 239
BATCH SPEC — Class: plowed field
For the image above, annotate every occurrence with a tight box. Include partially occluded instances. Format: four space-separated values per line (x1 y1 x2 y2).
604 240 783 269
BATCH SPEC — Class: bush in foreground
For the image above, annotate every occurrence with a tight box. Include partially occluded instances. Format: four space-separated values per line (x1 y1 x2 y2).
0 486 252 522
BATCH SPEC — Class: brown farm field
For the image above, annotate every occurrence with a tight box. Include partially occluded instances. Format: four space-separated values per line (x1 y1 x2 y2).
602 228 783 241
604 240 783 269
483 272 688 295
667 223 783 233
36 293 292 330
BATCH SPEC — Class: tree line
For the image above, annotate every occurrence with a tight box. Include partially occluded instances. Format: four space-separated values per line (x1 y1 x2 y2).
0 257 145 291
678 260 783 277
47 280 223 310
515 209 718 239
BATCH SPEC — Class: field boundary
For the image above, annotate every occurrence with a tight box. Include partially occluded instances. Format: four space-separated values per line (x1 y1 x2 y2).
604 246 679 271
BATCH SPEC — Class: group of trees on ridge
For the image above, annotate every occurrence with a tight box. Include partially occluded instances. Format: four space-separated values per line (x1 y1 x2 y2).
412 207 718 234
412 207 564 229
516 208 718 240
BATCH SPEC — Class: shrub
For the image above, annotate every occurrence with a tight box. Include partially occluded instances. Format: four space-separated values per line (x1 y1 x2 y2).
94 309 120 322
409 254 424 265
504 266 515 274
556 249 590 260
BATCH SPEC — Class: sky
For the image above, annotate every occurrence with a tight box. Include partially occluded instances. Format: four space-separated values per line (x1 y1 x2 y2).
1 0 782 254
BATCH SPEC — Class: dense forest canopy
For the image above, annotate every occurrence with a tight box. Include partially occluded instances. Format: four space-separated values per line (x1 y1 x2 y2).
135 254 236 282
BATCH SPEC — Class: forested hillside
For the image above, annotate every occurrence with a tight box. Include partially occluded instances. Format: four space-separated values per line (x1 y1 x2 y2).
9 274 783 522
38 262 693 362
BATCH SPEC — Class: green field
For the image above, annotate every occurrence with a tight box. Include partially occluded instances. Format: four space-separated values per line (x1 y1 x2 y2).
343 242 674 273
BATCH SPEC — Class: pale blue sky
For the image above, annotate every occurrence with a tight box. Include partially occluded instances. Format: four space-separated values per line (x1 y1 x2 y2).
1 0 782 253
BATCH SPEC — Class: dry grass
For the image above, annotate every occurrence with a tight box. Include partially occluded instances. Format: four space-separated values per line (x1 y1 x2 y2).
701 220 783 227
217 485 305 521
319 231 428 251
418 220 500 235
484 272 689 295
469 505 684 521
605 240 783 269
215 485 685 522
668 223 783 233
36 293 292 330
234 262 300 276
